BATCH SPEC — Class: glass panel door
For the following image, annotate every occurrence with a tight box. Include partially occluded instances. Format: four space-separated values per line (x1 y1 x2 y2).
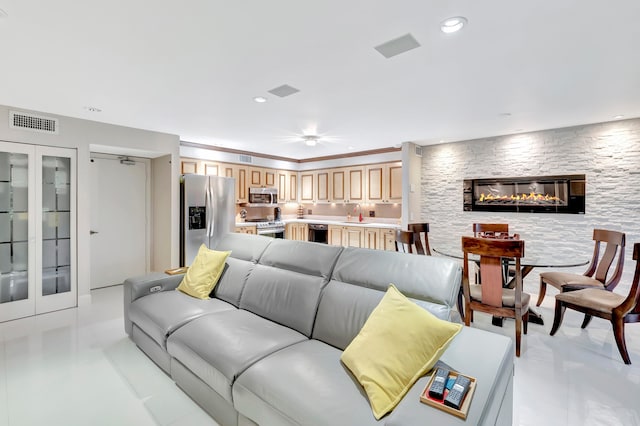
35 146 76 314
0 141 36 322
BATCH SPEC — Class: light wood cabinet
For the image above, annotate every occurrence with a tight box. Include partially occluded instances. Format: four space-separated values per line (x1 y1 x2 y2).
300 172 314 203
179 157 401 207
345 166 365 203
328 224 365 248
286 222 308 241
365 228 381 250
366 162 402 204
381 228 397 251
235 225 256 235
181 160 198 174
315 171 330 203
277 170 299 203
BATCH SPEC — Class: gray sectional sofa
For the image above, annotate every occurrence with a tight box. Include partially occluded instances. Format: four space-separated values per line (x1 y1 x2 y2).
124 233 514 425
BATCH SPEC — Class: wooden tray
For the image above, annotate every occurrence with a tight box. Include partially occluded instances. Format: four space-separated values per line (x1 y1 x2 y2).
164 266 188 275
420 371 477 420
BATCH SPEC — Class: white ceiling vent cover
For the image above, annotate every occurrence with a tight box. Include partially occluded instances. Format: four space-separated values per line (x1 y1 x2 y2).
10 111 59 134
238 154 253 163
414 145 423 157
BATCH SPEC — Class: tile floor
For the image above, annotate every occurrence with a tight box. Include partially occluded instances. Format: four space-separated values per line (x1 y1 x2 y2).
1 283 639 426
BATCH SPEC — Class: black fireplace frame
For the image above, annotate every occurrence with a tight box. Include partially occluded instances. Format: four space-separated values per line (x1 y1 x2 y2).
463 174 586 214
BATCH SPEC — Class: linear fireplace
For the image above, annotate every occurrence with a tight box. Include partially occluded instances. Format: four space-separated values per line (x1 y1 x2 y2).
463 174 586 214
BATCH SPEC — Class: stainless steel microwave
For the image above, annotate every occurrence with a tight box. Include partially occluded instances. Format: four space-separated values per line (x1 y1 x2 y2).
247 187 278 206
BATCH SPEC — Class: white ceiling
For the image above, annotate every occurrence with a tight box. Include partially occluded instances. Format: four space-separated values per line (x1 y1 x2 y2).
1 1 639 160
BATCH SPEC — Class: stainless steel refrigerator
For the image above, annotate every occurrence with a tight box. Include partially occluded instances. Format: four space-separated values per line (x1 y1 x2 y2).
180 174 236 266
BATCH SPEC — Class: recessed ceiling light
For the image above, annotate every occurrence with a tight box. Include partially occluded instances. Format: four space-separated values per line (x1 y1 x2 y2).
84 106 102 112
348 146 355 150
614 115 624 119
253 96 267 103
303 135 318 146
440 16 468 34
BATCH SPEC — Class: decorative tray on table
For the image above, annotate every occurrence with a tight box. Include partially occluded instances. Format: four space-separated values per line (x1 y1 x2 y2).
420 370 477 420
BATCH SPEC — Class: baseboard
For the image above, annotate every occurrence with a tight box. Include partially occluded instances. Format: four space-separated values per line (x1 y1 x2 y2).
78 293 92 307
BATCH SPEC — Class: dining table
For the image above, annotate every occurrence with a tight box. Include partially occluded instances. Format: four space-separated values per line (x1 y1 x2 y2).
432 247 590 326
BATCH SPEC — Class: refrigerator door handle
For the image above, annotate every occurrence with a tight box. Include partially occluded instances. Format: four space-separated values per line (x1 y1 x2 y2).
207 178 215 238
205 178 211 238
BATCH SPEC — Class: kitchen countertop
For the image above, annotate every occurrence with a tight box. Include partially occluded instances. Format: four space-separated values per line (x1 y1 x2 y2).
283 218 400 229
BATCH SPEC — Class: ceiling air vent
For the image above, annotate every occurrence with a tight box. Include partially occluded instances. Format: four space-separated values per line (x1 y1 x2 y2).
414 145 423 157
238 154 253 163
10 111 59 134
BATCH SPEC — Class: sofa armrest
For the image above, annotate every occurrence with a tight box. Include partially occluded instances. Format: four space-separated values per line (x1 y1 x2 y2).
123 272 184 336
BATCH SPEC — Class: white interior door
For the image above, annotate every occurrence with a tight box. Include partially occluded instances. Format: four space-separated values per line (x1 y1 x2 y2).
90 154 149 289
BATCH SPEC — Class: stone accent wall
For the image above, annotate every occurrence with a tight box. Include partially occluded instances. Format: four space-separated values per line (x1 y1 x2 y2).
421 118 640 293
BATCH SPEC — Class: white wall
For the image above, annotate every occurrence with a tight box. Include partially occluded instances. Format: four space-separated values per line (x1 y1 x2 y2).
0 105 180 305
420 118 640 292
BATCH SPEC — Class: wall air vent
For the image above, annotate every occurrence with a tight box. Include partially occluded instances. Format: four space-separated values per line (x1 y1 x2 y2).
9 111 59 134
238 154 253 163
414 145 423 157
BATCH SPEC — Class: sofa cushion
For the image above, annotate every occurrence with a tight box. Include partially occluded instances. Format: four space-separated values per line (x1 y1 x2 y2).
177 245 231 299
166 309 307 403
210 233 273 306
340 285 462 420
128 291 235 348
330 247 461 319
239 240 343 337
233 340 379 426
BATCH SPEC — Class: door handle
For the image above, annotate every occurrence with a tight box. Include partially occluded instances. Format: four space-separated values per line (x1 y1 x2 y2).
90 230 98 235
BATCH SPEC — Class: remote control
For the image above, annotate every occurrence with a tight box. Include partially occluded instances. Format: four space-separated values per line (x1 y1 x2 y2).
428 367 450 400
444 375 471 410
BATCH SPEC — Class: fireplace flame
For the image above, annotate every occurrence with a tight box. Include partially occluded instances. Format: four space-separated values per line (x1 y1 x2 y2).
478 192 562 203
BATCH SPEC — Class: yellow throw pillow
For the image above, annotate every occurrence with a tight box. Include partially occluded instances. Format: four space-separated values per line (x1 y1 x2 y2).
177 244 231 299
341 284 462 420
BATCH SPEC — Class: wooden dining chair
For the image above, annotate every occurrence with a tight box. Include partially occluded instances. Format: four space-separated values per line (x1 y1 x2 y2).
394 230 415 254
473 223 510 239
537 229 626 307
407 223 431 255
462 236 529 357
550 242 640 364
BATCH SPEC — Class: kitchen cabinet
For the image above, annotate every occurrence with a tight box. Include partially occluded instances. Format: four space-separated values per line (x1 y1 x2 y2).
203 162 220 176
366 162 402 204
249 167 277 188
381 228 396 251
286 222 308 241
364 228 381 250
328 225 364 248
226 165 247 203
235 225 256 235
181 160 198 174
315 171 330 203
300 172 314 203
326 166 364 204
277 170 298 203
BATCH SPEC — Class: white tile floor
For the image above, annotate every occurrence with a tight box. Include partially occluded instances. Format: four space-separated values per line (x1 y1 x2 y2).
1 284 639 426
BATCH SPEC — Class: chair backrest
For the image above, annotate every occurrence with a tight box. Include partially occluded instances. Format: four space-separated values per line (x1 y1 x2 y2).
473 223 510 239
586 229 626 290
462 236 524 308
407 223 431 255
395 230 414 254
618 242 640 317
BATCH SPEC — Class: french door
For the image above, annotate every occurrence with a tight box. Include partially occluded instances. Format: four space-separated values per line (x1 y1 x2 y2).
0 141 76 322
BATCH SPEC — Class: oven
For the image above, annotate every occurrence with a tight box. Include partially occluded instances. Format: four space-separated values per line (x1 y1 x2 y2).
249 219 285 238
308 223 328 244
